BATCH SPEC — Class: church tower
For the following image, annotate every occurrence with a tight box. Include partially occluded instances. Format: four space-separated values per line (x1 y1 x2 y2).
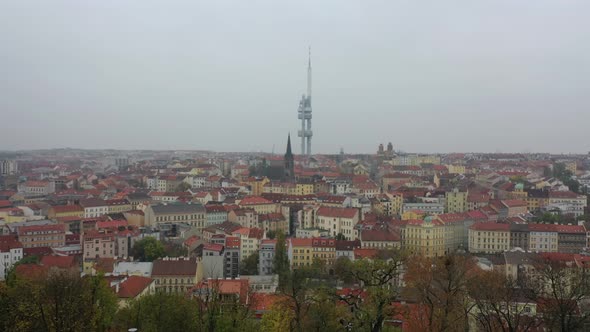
284 134 295 182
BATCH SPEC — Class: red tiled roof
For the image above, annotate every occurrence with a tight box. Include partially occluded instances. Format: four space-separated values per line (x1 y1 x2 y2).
40 255 76 269
360 229 401 242
152 258 198 276
24 181 49 187
554 224 586 234
502 200 527 208
0 200 13 208
353 248 379 259
117 276 153 298
17 223 66 235
528 223 558 232
225 236 241 249
311 237 336 248
470 222 510 231
289 238 313 247
317 206 358 219
15 264 48 280
538 252 575 263
203 243 224 252
549 191 583 199
50 205 84 213
0 235 22 252
96 220 128 230
239 196 273 205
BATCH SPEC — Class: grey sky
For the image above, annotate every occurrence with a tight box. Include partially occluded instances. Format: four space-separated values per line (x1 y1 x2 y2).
1 1 589 154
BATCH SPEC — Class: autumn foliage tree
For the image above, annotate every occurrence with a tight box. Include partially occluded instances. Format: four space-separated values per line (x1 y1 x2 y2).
404 254 476 332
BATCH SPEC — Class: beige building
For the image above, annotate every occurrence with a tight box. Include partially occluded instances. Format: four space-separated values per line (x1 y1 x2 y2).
468 222 511 254
445 188 468 213
316 206 360 240
144 203 206 233
152 258 201 294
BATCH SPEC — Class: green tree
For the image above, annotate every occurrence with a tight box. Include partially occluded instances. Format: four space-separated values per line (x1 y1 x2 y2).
338 249 407 332
176 182 192 192
304 286 352 332
132 237 166 262
240 250 259 275
335 233 346 241
115 293 201 332
260 299 295 332
0 269 117 332
273 231 290 291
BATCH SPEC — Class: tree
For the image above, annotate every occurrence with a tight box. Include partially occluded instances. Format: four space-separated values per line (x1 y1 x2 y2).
260 298 295 332
240 250 259 275
405 254 475 332
273 231 290 291
114 293 201 332
337 249 407 332
266 230 277 239
468 270 541 332
132 237 166 262
176 182 192 192
335 233 346 241
532 258 590 331
304 286 352 332
1 269 117 332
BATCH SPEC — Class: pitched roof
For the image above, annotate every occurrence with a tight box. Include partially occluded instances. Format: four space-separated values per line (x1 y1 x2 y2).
289 238 313 247
239 196 273 205
117 276 154 298
40 255 76 269
50 205 83 213
150 203 205 214
470 222 510 231
79 198 108 208
152 258 198 276
317 206 358 219
360 229 401 242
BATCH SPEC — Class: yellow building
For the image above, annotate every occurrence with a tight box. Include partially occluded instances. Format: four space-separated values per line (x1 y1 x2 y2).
400 217 445 258
401 210 425 221
311 238 337 267
384 192 403 216
243 177 270 196
238 196 280 215
295 182 315 196
288 238 313 269
47 205 84 220
106 199 133 214
447 164 466 175
0 208 26 223
564 162 577 174
445 188 468 213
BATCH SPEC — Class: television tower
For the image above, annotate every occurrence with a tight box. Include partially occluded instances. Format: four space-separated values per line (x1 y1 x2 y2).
297 47 313 156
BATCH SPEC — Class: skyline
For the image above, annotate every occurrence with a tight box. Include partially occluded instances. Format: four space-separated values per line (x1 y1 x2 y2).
1 1 590 154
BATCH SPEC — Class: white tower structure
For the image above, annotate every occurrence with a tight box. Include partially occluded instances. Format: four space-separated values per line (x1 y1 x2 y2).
297 48 313 156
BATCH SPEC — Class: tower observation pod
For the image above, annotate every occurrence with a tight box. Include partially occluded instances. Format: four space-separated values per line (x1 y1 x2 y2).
297 48 313 156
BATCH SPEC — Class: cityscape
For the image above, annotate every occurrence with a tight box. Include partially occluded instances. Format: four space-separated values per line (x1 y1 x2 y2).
2 1 590 332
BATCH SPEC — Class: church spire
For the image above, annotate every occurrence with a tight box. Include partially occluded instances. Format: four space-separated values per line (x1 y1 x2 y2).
286 133 293 156
284 133 295 182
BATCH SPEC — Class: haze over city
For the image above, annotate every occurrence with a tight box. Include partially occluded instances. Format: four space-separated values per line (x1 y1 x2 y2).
1 0 589 153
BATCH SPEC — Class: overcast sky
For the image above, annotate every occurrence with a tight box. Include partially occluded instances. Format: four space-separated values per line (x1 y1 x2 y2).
1 1 589 154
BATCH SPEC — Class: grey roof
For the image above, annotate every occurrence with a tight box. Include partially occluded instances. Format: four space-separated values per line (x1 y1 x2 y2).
151 203 205 215
504 250 537 266
127 192 151 200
